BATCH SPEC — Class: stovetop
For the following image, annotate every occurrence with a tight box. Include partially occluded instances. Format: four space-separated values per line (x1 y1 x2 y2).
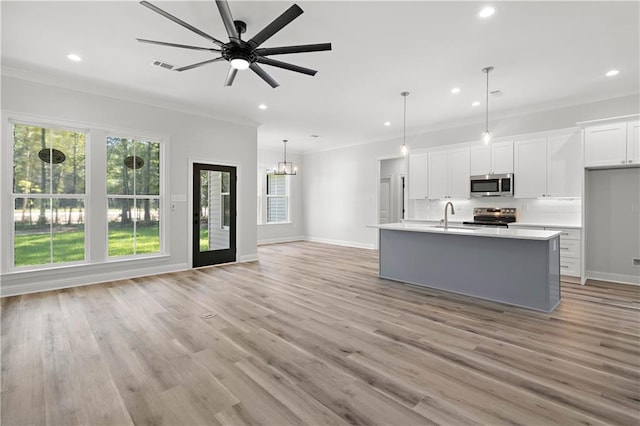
463 207 517 228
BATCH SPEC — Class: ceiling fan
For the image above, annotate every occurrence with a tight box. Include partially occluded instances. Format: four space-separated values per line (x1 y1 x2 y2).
137 0 332 88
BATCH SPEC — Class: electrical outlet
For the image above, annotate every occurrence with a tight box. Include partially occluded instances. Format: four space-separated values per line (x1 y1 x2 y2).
633 258 640 266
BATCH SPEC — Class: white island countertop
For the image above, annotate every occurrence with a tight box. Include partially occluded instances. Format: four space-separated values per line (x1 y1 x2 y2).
370 222 560 241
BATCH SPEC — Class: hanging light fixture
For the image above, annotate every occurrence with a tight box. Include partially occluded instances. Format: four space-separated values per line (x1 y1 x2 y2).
274 139 297 175
481 66 494 145
401 91 410 155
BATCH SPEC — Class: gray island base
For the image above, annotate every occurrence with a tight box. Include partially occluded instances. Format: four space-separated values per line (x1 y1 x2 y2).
377 224 561 312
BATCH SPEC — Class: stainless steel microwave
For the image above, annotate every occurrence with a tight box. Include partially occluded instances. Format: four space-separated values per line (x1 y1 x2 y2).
470 174 514 197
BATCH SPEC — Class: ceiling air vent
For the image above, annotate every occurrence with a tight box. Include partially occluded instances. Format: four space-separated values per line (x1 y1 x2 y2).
151 59 174 70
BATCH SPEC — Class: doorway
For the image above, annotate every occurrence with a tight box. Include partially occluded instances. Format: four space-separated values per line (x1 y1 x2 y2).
193 163 237 267
378 157 407 224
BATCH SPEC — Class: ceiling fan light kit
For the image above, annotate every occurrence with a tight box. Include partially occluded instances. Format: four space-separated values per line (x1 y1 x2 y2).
138 0 332 88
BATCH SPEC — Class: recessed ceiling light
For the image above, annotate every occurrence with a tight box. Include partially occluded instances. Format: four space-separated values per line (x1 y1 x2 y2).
451 87 461 94
479 6 495 18
258 104 268 110
384 121 391 126
472 101 480 107
67 53 82 62
605 69 620 77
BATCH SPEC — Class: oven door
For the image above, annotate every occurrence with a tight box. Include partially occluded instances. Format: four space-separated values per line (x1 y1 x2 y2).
470 176 501 197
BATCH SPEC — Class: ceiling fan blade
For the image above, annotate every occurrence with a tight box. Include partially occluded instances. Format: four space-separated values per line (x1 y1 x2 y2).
215 0 240 44
249 63 280 88
247 4 303 49
175 57 226 72
224 67 238 86
257 57 317 76
140 1 225 47
256 43 332 56
137 38 221 52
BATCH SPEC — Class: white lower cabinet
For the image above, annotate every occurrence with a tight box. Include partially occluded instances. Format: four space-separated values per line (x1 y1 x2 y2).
510 225 582 278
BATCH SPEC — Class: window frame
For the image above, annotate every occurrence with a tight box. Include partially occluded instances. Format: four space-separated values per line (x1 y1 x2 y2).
264 172 290 224
8 119 90 271
105 133 164 259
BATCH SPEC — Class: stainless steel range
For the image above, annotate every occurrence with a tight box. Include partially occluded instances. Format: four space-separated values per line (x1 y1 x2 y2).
463 207 517 227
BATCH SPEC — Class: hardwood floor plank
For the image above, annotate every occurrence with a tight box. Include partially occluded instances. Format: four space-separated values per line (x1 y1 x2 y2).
2 241 639 425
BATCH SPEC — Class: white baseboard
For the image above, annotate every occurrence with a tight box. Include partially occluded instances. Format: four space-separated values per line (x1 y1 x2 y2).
257 236 305 246
304 236 376 250
586 270 640 286
1 263 189 297
237 253 259 263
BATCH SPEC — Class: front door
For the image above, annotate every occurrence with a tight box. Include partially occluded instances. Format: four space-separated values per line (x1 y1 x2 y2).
193 163 236 267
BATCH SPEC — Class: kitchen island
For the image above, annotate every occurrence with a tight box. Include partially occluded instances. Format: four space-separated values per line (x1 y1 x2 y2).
374 223 561 312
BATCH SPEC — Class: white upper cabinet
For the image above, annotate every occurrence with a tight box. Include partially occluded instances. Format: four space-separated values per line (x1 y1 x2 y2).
515 130 582 198
427 151 448 199
408 153 428 199
514 137 547 198
428 148 470 199
469 146 491 176
584 122 628 167
491 141 514 174
546 131 582 197
628 121 640 165
470 141 513 175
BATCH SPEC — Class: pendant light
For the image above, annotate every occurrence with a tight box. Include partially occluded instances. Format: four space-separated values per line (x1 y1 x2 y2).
481 66 494 145
401 91 410 155
274 139 297 175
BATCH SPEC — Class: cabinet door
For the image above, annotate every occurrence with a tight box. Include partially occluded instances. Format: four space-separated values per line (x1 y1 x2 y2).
491 140 514 174
584 123 627 167
408 153 428 199
514 137 547 198
546 131 582 197
448 147 470 198
469 146 491 176
628 121 640 165
427 151 448 200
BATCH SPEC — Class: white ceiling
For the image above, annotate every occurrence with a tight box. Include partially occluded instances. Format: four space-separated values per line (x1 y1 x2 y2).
2 1 639 153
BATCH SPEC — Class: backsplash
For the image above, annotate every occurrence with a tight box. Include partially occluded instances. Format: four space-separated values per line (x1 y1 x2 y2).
409 197 582 225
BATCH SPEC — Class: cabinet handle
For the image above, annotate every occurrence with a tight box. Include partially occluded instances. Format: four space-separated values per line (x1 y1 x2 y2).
560 265 569 269
561 232 569 235
560 247 569 250
621 160 626 164
629 160 633 163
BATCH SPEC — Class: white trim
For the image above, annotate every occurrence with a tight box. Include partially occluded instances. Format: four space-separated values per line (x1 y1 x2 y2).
258 236 305 246
576 114 640 126
237 254 259 263
304 236 376 250
586 270 640 286
1 262 189 297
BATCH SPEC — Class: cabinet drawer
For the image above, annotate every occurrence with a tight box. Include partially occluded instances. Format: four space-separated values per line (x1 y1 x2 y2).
546 227 581 240
559 239 580 258
560 257 580 277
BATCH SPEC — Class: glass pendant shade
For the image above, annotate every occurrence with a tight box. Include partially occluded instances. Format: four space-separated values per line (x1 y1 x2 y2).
481 66 494 144
482 131 492 145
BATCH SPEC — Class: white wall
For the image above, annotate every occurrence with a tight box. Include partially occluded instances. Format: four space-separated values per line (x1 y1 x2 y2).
303 94 639 249
257 148 304 244
585 167 640 285
1 75 258 296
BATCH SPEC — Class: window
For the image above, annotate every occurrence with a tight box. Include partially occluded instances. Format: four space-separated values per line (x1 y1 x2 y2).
221 172 231 229
11 123 86 267
266 173 289 223
106 136 161 257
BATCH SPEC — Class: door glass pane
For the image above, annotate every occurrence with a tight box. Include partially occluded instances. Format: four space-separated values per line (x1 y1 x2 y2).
199 170 230 251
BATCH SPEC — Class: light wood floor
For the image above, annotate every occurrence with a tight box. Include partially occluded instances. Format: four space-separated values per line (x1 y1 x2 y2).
2 241 639 425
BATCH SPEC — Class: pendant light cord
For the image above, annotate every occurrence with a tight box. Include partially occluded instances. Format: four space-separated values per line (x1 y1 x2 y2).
485 69 489 133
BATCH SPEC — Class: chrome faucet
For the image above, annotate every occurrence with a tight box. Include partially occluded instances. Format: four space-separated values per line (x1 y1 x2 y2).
444 201 455 229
